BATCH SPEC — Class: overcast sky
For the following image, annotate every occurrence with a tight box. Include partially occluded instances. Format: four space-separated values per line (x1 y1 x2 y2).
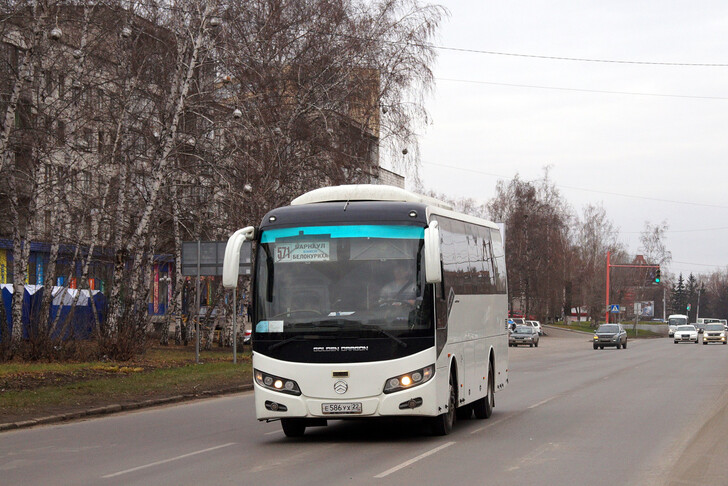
395 0 728 278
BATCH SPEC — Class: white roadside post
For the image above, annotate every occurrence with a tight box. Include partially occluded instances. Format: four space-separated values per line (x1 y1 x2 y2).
223 227 255 364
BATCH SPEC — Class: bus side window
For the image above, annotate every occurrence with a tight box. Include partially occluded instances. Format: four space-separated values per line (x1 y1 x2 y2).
489 228 507 294
479 226 495 293
432 216 451 330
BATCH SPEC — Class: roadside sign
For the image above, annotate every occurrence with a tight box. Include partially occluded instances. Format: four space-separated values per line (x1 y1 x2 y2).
609 304 620 313
181 241 252 277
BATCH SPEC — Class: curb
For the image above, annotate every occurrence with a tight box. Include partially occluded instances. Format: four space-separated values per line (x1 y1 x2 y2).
543 325 593 335
0 383 253 433
544 324 667 339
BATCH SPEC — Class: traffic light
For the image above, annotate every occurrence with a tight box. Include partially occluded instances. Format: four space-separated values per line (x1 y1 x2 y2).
654 268 660 283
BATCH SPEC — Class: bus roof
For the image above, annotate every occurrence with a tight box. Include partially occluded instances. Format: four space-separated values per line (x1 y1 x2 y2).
291 184 454 211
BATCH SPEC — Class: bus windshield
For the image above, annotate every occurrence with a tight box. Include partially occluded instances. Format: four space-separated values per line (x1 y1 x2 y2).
254 224 433 340
668 317 687 326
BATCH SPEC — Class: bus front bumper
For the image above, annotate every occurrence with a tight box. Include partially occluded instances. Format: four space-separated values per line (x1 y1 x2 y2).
255 377 439 421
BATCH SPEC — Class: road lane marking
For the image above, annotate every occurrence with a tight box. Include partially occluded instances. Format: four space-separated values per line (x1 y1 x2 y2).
102 442 236 479
528 395 558 409
470 396 560 434
470 412 518 434
264 430 283 436
374 442 455 478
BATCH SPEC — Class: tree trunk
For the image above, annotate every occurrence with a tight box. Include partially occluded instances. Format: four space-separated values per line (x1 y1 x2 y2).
126 7 213 309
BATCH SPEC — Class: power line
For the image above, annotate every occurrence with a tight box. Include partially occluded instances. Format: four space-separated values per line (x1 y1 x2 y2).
421 161 728 209
671 260 728 269
309 31 728 68
622 226 728 235
430 45 728 68
436 77 728 101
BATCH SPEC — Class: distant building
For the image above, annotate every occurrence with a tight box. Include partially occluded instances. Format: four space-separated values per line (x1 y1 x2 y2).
370 167 404 188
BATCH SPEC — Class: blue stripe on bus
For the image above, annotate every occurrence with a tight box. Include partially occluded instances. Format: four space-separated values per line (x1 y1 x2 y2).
260 225 424 243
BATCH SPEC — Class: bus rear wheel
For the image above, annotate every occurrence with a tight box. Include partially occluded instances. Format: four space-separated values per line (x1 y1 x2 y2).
281 418 306 437
431 374 456 435
474 361 494 419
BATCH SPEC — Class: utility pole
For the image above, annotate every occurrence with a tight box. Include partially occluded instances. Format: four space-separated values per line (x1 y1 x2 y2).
605 251 611 324
696 288 701 321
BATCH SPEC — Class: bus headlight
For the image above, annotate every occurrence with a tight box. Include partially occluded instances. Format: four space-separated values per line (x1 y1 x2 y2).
383 365 434 394
255 369 301 396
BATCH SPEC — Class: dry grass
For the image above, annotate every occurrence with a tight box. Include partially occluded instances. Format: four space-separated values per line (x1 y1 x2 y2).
0 345 252 424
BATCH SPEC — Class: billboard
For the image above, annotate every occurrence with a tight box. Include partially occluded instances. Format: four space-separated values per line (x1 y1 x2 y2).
634 301 654 318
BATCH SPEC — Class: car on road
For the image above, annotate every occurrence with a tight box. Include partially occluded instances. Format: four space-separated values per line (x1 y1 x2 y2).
509 326 539 347
702 323 726 345
593 324 627 350
527 320 543 335
668 314 689 337
673 325 699 344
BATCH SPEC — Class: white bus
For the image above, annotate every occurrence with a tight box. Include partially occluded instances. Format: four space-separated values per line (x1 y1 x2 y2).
223 185 509 436
668 314 689 337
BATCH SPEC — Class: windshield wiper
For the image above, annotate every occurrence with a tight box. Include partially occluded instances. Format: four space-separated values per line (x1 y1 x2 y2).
268 334 327 351
360 324 407 348
269 321 407 349
291 319 356 330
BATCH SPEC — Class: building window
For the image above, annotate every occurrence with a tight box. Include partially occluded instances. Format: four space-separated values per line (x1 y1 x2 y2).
57 74 65 97
83 128 94 151
56 121 66 145
81 171 92 192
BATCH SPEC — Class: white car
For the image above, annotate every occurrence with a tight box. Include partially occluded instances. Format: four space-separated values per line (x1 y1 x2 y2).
527 320 543 335
673 325 699 344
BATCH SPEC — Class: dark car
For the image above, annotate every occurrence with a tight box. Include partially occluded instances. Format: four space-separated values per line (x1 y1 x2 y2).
509 326 539 347
593 324 628 350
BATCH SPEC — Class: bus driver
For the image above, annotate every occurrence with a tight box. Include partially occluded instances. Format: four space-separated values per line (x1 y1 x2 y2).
379 260 417 305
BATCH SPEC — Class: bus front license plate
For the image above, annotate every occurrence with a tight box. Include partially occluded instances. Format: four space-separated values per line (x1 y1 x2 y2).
322 402 362 414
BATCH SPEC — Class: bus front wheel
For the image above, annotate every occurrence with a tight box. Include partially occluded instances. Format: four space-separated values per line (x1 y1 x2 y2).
281 418 306 437
431 374 456 435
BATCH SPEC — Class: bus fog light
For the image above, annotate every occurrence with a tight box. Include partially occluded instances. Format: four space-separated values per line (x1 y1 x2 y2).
265 400 288 412
398 397 423 410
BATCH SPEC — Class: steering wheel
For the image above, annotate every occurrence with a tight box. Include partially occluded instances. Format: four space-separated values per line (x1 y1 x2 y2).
378 299 414 308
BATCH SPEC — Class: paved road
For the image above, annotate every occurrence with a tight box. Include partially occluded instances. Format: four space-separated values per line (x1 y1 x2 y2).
2 329 728 486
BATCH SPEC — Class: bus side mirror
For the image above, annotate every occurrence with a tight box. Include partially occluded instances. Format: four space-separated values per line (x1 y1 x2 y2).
424 221 442 284
222 226 255 288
